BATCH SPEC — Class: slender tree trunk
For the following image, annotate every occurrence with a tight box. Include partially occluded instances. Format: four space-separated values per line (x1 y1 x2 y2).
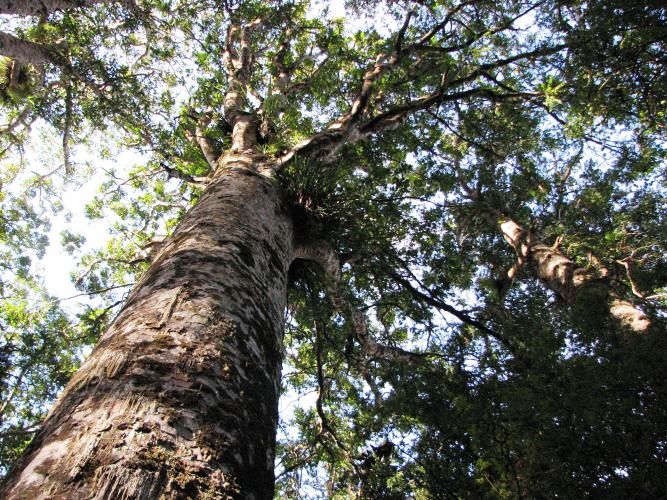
1 152 294 499
499 218 651 334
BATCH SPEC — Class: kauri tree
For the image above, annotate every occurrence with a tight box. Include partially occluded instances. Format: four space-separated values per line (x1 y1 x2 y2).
0 0 665 498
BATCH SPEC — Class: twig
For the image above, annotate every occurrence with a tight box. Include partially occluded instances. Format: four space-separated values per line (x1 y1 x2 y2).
57 283 134 302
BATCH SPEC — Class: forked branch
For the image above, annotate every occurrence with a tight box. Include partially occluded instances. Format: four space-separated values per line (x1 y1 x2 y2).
498 216 652 334
184 110 220 169
294 242 425 365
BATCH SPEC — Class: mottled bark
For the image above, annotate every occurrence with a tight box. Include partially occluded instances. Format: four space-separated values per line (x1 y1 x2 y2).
0 0 105 16
500 218 651 334
0 32 49 64
1 152 294 499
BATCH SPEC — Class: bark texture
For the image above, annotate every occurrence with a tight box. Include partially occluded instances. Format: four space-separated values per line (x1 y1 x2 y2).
0 32 49 64
1 152 293 499
500 218 651 334
0 0 105 15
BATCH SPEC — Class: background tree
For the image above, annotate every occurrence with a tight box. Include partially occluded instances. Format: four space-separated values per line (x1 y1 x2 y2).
0 0 665 497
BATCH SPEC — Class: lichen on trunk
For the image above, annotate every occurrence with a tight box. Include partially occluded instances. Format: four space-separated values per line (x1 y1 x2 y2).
1 152 294 499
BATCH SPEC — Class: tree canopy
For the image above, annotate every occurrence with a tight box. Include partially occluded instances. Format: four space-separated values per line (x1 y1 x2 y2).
0 0 665 496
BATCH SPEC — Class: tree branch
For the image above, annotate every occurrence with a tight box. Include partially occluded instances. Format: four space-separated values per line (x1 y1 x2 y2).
358 86 540 137
57 283 134 302
394 9 415 54
160 162 209 186
498 216 652 334
63 83 73 176
184 110 219 169
0 0 106 16
275 19 563 170
413 0 475 47
0 32 49 64
386 267 513 351
295 242 425 365
312 318 355 463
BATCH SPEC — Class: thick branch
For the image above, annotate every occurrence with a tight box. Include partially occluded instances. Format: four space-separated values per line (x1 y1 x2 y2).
294 242 424 365
275 14 564 169
277 85 538 169
0 0 103 15
222 20 263 151
455 171 651 334
239 18 261 79
195 125 219 168
0 0 144 16
294 242 341 280
499 217 652 334
222 24 244 125
184 111 219 169
0 32 49 64
270 30 292 97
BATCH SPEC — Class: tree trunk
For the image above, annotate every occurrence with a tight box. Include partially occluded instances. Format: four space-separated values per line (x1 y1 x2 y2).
499 218 651 334
1 152 294 499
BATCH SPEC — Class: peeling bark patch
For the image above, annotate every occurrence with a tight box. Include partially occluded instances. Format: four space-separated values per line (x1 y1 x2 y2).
70 349 128 392
93 463 168 500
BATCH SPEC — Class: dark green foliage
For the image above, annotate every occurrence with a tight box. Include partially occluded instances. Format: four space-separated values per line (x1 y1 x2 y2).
378 284 666 498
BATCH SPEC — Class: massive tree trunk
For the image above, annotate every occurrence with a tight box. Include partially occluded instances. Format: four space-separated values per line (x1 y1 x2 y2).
1 152 294 499
499 218 651 334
